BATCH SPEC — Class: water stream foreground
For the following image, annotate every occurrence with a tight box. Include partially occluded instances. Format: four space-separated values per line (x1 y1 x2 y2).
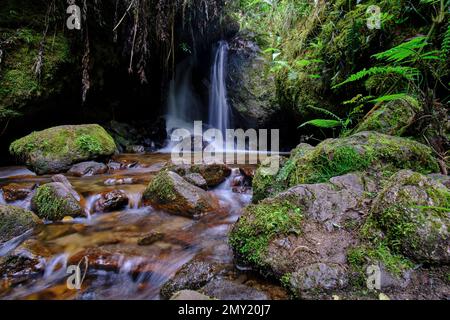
0 153 287 300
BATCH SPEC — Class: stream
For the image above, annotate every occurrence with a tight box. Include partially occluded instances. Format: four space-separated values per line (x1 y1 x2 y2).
0 153 287 300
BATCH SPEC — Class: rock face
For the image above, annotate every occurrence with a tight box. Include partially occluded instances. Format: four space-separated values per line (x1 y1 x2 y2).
94 190 129 213
0 205 41 243
253 132 440 202
169 290 212 300
184 173 208 190
67 161 108 177
354 97 421 136
226 34 280 128
230 173 378 298
371 170 449 264
31 182 83 220
9 124 116 175
143 171 216 218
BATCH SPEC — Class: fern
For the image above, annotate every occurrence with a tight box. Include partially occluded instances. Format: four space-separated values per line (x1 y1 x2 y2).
333 66 420 88
370 93 419 107
372 36 428 63
298 119 342 129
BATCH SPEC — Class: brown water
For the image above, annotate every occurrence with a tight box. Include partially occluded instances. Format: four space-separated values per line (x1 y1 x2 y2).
0 153 286 300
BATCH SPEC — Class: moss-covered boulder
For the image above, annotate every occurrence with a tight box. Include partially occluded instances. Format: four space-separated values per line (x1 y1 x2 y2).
371 170 450 264
253 132 440 202
10 124 116 174
0 204 40 243
142 171 216 218
354 97 422 136
231 173 377 298
31 182 83 221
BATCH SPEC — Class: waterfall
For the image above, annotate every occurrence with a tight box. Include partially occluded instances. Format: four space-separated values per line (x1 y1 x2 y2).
165 58 202 133
208 41 232 134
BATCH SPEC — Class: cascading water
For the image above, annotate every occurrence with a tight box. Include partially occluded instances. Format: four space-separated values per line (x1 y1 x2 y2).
165 59 203 133
208 41 232 135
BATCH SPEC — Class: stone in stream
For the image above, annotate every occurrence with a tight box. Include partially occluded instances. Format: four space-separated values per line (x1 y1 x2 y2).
31 182 83 221
0 183 36 202
165 162 232 187
169 290 212 300
183 173 208 190
137 231 164 246
93 190 129 213
160 260 218 299
0 204 41 244
125 145 145 154
201 278 269 300
370 170 450 264
9 124 116 175
142 171 217 218
67 161 108 177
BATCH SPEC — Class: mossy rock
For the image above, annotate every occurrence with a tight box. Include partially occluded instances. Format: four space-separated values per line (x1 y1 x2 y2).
354 97 422 136
165 162 231 187
252 155 289 203
10 124 116 174
31 182 83 221
0 204 40 243
371 170 450 264
142 170 216 218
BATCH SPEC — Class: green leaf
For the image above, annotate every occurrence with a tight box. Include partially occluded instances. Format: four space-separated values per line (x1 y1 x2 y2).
298 119 342 129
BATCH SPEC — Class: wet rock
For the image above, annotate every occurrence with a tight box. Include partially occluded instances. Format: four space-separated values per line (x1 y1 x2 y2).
227 33 280 128
166 162 231 187
354 97 421 136
67 161 107 177
230 173 377 297
143 171 217 218
107 160 140 171
239 167 255 181
94 190 129 213
51 174 81 201
125 145 145 154
371 170 450 264
137 232 164 246
0 205 41 243
253 132 440 202
160 260 217 299
9 124 116 175
202 278 269 300
184 173 208 190
289 263 348 298
169 290 212 300
0 183 36 202
31 182 83 221
428 174 450 188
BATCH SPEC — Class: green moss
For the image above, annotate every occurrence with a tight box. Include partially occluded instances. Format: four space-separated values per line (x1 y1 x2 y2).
0 204 40 243
143 170 177 204
0 28 70 113
32 185 70 221
229 200 303 268
75 134 104 155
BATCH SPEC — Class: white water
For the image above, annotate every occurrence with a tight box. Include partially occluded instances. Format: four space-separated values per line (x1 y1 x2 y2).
208 41 232 135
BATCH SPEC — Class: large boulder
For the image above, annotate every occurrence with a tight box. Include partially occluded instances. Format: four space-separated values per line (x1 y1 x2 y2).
253 132 440 202
9 124 116 174
142 171 216 218
226 34 280 128
371 170 449 264
230 173 377 298
0 204 41 243
31 182 83 221
354 97 421 136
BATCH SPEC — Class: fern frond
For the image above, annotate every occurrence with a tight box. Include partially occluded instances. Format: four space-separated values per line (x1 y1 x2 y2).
333 66 420 88
298 119 342 129
370 94 419 108
442 23 450 56
304 105 342 121
372 36 428 63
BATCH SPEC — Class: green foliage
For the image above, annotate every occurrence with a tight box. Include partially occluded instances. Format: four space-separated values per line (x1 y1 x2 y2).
75 135 103 155
33 185 70 221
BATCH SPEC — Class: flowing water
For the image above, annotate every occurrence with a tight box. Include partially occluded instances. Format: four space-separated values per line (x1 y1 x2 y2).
0 154 286 300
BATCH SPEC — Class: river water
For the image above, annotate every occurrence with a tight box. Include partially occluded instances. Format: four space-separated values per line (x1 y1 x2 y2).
0 153 286 300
